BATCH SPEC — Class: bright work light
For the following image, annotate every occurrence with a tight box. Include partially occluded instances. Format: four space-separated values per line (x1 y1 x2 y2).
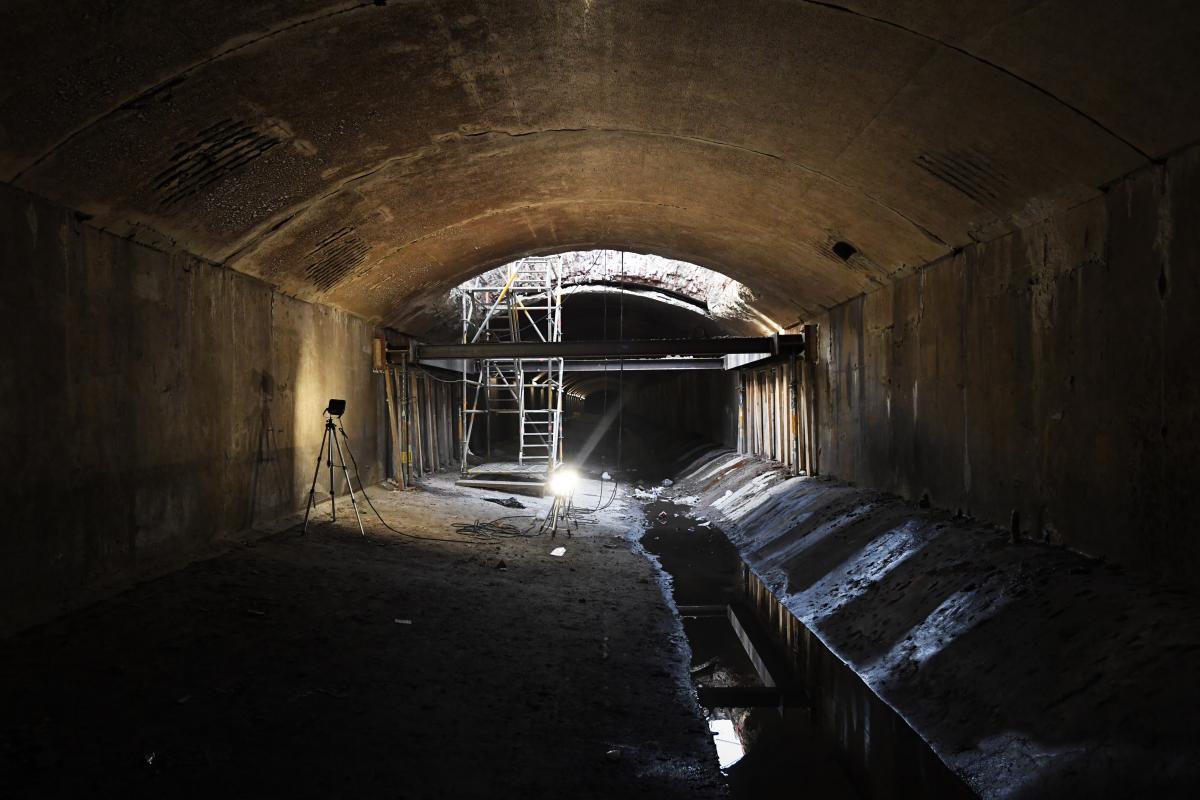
548 467 579 498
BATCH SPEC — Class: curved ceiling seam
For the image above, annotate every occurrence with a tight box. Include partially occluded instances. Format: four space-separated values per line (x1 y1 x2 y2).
369 249 831 331
322 198 830 273
8 0 377 183
332 196 885 299
560 281 710 313
398 237 826 326
8 0 1152 208
460 128 950 248
824 42 941 168
225 126 951 267
458 126 784 162
796 0 1152 161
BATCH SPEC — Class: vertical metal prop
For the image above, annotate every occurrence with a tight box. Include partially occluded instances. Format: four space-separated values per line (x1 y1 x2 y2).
400 367 410 489
737 371 747 453
385 364 402 485
789 351 801 476
415 374 424 479
401 353 412 487
804 324 819 476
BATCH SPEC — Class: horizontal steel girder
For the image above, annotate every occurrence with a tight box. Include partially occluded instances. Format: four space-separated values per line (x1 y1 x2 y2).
416 357 728 373
401 334 803 360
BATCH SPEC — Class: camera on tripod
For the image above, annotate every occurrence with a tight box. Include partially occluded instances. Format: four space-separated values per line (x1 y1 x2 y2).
302 398 366 535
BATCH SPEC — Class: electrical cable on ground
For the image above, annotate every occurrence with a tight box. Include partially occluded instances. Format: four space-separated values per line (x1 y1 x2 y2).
333 424 485 545
451 514 541 539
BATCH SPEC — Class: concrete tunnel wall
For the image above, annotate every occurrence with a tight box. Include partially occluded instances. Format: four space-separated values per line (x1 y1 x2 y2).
810 143 1200 590
0 5 1197 795
4 141 1199 634
0 184 383 634
671 448 1200 799
2 4 1198 599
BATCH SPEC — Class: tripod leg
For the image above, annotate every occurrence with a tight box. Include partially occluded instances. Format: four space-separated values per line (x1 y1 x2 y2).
337 426 373 502
332 425 366 536
302 424 330 535
327 421 337 522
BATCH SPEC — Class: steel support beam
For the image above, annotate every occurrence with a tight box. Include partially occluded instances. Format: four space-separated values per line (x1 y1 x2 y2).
416 357 728 373
558 358 730 372
400 334 803 361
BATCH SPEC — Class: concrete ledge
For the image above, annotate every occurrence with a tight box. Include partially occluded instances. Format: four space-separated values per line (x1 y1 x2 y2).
673 449 1200 798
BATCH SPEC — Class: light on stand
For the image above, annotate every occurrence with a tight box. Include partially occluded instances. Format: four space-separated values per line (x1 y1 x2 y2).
542 466 579 537
548 467 579 498
301 398 366 536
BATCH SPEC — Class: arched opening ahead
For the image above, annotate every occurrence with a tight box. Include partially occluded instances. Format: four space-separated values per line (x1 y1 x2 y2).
430 250 752 477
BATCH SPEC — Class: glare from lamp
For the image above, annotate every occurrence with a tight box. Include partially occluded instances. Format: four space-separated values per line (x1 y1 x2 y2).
548 467 579 498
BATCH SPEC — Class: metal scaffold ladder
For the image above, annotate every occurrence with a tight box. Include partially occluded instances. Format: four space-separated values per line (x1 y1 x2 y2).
459 257 564 473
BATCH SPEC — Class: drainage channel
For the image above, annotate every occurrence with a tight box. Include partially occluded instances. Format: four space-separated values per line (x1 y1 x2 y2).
641 499 860 799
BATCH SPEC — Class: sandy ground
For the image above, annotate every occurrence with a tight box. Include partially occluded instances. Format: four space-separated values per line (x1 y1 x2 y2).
0 474 727 799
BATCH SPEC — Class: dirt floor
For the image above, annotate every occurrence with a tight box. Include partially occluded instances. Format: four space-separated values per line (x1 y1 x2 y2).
0 474 728 799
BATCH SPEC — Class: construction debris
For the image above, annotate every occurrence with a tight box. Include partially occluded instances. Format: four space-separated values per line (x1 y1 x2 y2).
484 497 526 509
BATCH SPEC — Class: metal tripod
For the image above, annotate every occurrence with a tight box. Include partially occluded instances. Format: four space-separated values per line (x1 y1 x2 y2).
301 412 366 535
540 494 577 538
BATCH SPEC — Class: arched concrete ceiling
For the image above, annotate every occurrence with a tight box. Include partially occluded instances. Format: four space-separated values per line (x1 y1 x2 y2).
3 1 1197 327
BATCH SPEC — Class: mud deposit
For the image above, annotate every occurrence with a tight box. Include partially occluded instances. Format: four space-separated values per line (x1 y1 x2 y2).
0 476 725 799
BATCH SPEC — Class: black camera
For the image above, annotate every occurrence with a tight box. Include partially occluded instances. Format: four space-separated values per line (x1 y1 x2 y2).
325 399 347 417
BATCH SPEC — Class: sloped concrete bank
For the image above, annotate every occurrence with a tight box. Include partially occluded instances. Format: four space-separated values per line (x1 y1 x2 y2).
671 449 1200 799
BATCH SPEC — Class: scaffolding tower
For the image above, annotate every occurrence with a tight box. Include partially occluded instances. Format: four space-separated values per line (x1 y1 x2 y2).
459 257 564 473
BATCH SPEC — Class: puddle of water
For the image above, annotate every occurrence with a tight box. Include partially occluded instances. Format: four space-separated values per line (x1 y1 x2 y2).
639 498 862 799
709 718 745 769
640 501 761 684
639 500 758 779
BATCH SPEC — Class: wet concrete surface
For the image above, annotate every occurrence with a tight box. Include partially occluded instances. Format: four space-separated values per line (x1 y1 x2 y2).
639 499 860 799
0 475 726 799
676 449 1200 798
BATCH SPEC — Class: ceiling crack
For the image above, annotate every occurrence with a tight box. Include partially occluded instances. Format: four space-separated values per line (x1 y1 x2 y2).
796 0 1151 162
